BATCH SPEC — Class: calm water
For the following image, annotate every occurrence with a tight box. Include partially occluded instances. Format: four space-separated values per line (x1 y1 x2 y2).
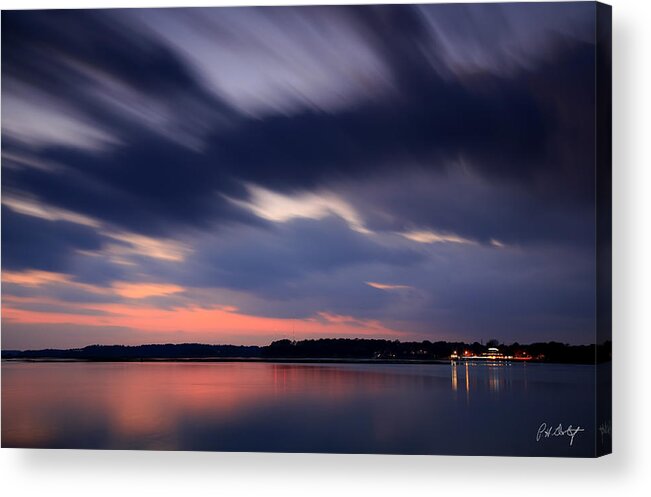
2 361 600 456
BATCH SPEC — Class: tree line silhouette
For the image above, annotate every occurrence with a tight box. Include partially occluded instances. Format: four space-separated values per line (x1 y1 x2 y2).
2 338 611 364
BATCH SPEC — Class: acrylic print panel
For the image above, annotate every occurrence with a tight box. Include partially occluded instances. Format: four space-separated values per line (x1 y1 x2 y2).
1 2 612 457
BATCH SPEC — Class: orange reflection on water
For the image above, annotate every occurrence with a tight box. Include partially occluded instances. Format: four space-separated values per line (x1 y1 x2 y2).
489 365 499 393
2 362 406 449
465 362 470 403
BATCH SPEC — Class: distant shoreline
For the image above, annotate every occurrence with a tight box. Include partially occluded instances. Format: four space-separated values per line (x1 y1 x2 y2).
2 357 455 365
1 338 611 365
2 358 606 366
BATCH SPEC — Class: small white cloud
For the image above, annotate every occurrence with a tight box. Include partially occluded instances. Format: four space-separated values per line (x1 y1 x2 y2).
227 183 370 233
401 230 475 245
103 231 191 262
366 281 412 291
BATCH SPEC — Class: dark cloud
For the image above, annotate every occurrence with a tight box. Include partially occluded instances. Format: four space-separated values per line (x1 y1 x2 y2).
168 216 424 294
120 216 594 344
206 3 594 197
1 205 105 273
2 9 237 144
416 2 595 75
3 5 595 243
343 168 596 247
3 132 262 236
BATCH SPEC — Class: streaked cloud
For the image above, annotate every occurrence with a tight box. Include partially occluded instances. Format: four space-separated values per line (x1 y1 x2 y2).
1 269 112 297
401 230 475 245
2 270 70 287
133 7 392 116
366 281 412 291
103 232 191 262
490 239 506 248
112 282 184 299
2 195 101 228
228 184 369 233
2 151 62 173
2 86 120 151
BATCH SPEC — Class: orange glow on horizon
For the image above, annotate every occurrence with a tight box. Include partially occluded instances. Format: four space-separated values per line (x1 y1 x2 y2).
2 270 411 344
2 298 406 343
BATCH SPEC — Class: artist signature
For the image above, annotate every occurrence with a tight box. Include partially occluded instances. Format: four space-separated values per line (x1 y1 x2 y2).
536 423 585 446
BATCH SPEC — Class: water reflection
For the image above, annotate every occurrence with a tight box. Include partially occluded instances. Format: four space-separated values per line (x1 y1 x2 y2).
2 361 597 456
465 362 470 403
455 361 521 397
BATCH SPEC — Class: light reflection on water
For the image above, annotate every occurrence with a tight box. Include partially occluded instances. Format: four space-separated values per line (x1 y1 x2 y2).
2 361 596 456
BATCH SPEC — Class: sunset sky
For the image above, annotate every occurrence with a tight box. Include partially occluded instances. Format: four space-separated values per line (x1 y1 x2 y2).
2 3 599 349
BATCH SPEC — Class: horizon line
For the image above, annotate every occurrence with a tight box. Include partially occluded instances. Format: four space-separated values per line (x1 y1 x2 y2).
2 337 611 353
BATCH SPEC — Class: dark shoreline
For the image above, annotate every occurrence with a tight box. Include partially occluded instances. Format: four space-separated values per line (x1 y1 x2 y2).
1 338 611 365
1 357 454 365
1 357 604 366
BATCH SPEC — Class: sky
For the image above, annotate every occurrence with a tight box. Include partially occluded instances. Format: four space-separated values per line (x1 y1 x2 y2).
1 3 599 349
